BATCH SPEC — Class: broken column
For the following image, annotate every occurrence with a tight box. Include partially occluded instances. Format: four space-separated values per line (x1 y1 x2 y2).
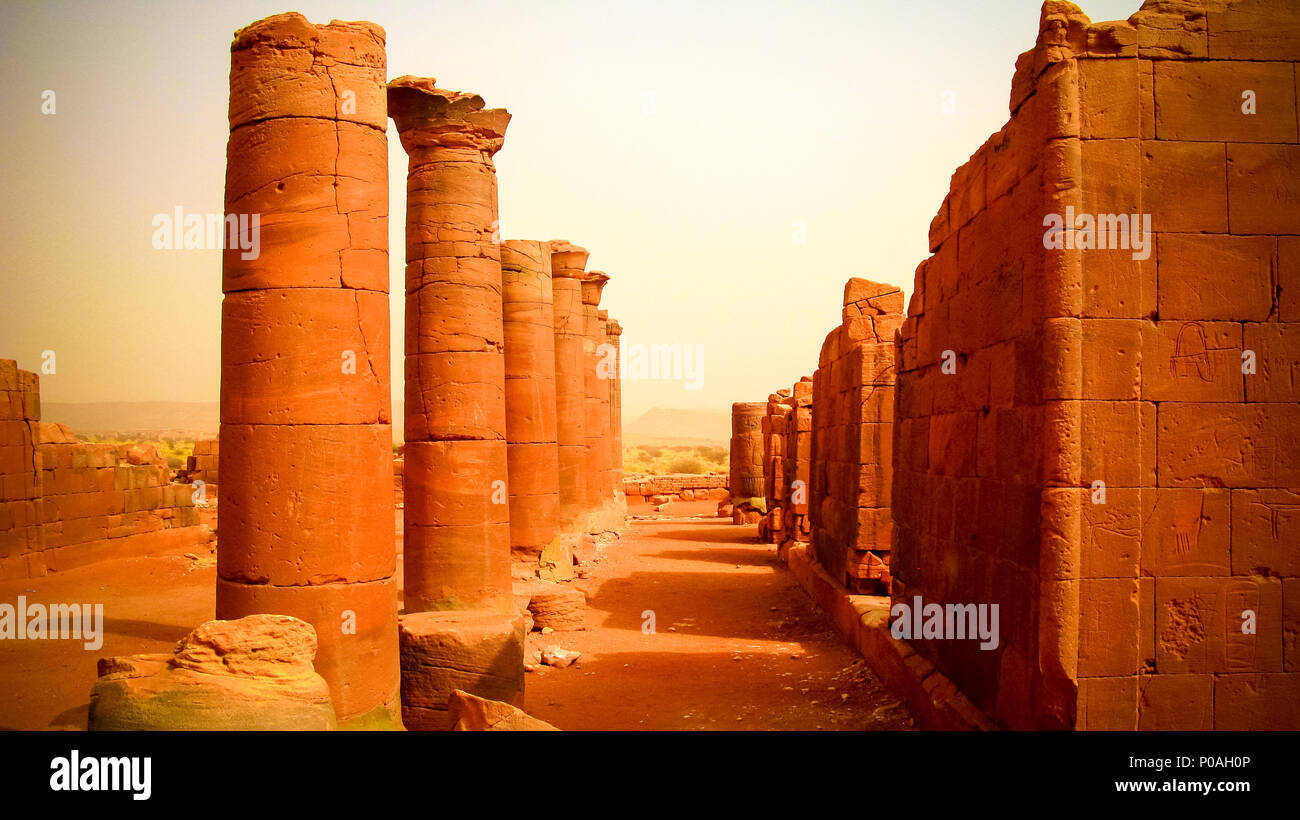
501 240 560 565
216 13 399 727
729 402 766 524
549 241 590 531
388 76 523 730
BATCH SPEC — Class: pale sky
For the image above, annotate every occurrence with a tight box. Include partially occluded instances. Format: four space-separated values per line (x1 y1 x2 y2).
0 0 1143 422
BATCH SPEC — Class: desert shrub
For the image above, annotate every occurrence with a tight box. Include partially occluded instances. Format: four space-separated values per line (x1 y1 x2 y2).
664 454 705 474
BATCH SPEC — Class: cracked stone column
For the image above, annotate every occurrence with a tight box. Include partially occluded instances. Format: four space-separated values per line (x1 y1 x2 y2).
581 272 612 518
549 241 590 531
216 12 399 727
594 307 614 506
388 76 523 730
606 317 624 503
501 240 559 564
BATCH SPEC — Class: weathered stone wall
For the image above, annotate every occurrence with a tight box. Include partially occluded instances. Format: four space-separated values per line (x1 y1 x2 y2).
778 377 814 561
894 0 1300 730
758 391 793 544
0 360 40 576
811 279 903 595
1 360 207 581
183 439 219 486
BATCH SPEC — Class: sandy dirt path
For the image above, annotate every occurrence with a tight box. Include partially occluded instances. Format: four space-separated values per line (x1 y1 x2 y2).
0 502 912 731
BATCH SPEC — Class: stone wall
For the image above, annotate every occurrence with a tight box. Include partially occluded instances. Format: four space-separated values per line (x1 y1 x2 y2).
894 0 1300 729
778 377 814 561
0 360 208 581
811 279 903 595
623 473 729 503
183 439 219 486
757 391 792 544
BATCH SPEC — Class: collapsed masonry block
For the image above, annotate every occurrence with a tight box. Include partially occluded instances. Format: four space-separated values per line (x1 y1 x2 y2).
448 689 558 731
514 579 587 631
89 615 337 731
399 610 527 731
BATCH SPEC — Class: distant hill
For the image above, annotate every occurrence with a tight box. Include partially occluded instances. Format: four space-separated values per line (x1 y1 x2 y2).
39 401 728 446
42 402 220 440
623 407 730 444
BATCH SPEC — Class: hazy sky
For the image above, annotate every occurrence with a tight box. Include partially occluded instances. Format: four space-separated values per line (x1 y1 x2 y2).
0 0 1142 421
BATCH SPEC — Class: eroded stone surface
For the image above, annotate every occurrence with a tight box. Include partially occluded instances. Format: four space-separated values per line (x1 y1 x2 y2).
89 615 337 730
216 13 398 725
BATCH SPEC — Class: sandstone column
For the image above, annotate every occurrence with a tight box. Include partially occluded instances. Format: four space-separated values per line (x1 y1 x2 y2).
581 272 612 517
729 402 766 524
217 13 399 726
606 318 624 500
501 240 559 564
549 242 590 530
388 76 522 730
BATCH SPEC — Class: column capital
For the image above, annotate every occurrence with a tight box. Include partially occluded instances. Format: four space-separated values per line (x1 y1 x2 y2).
387 75 510 155
607 319 623 337
581 270 610 305
549 240 590 279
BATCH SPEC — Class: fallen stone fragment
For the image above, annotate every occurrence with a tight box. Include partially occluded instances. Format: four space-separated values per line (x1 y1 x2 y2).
538 535 576 582
540 646 580 668
515 579 587 630
447 690 558 731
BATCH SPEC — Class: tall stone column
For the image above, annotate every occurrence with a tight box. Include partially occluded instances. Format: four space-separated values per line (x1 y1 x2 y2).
729 402 766 524
594 306 614 505
216 13 399 726
606 318 624 500
581 272 612 515
501 240 559 564
388 76 523 730
549 241 590 530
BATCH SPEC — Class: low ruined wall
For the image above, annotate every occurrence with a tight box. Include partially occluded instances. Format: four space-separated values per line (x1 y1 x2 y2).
0 360 208 581
895 0 1300 729
811 279 903 595
623 473 729 503
182 439 219 485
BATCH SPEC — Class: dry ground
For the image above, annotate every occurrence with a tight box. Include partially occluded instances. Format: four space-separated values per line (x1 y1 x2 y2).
0 500 912 731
